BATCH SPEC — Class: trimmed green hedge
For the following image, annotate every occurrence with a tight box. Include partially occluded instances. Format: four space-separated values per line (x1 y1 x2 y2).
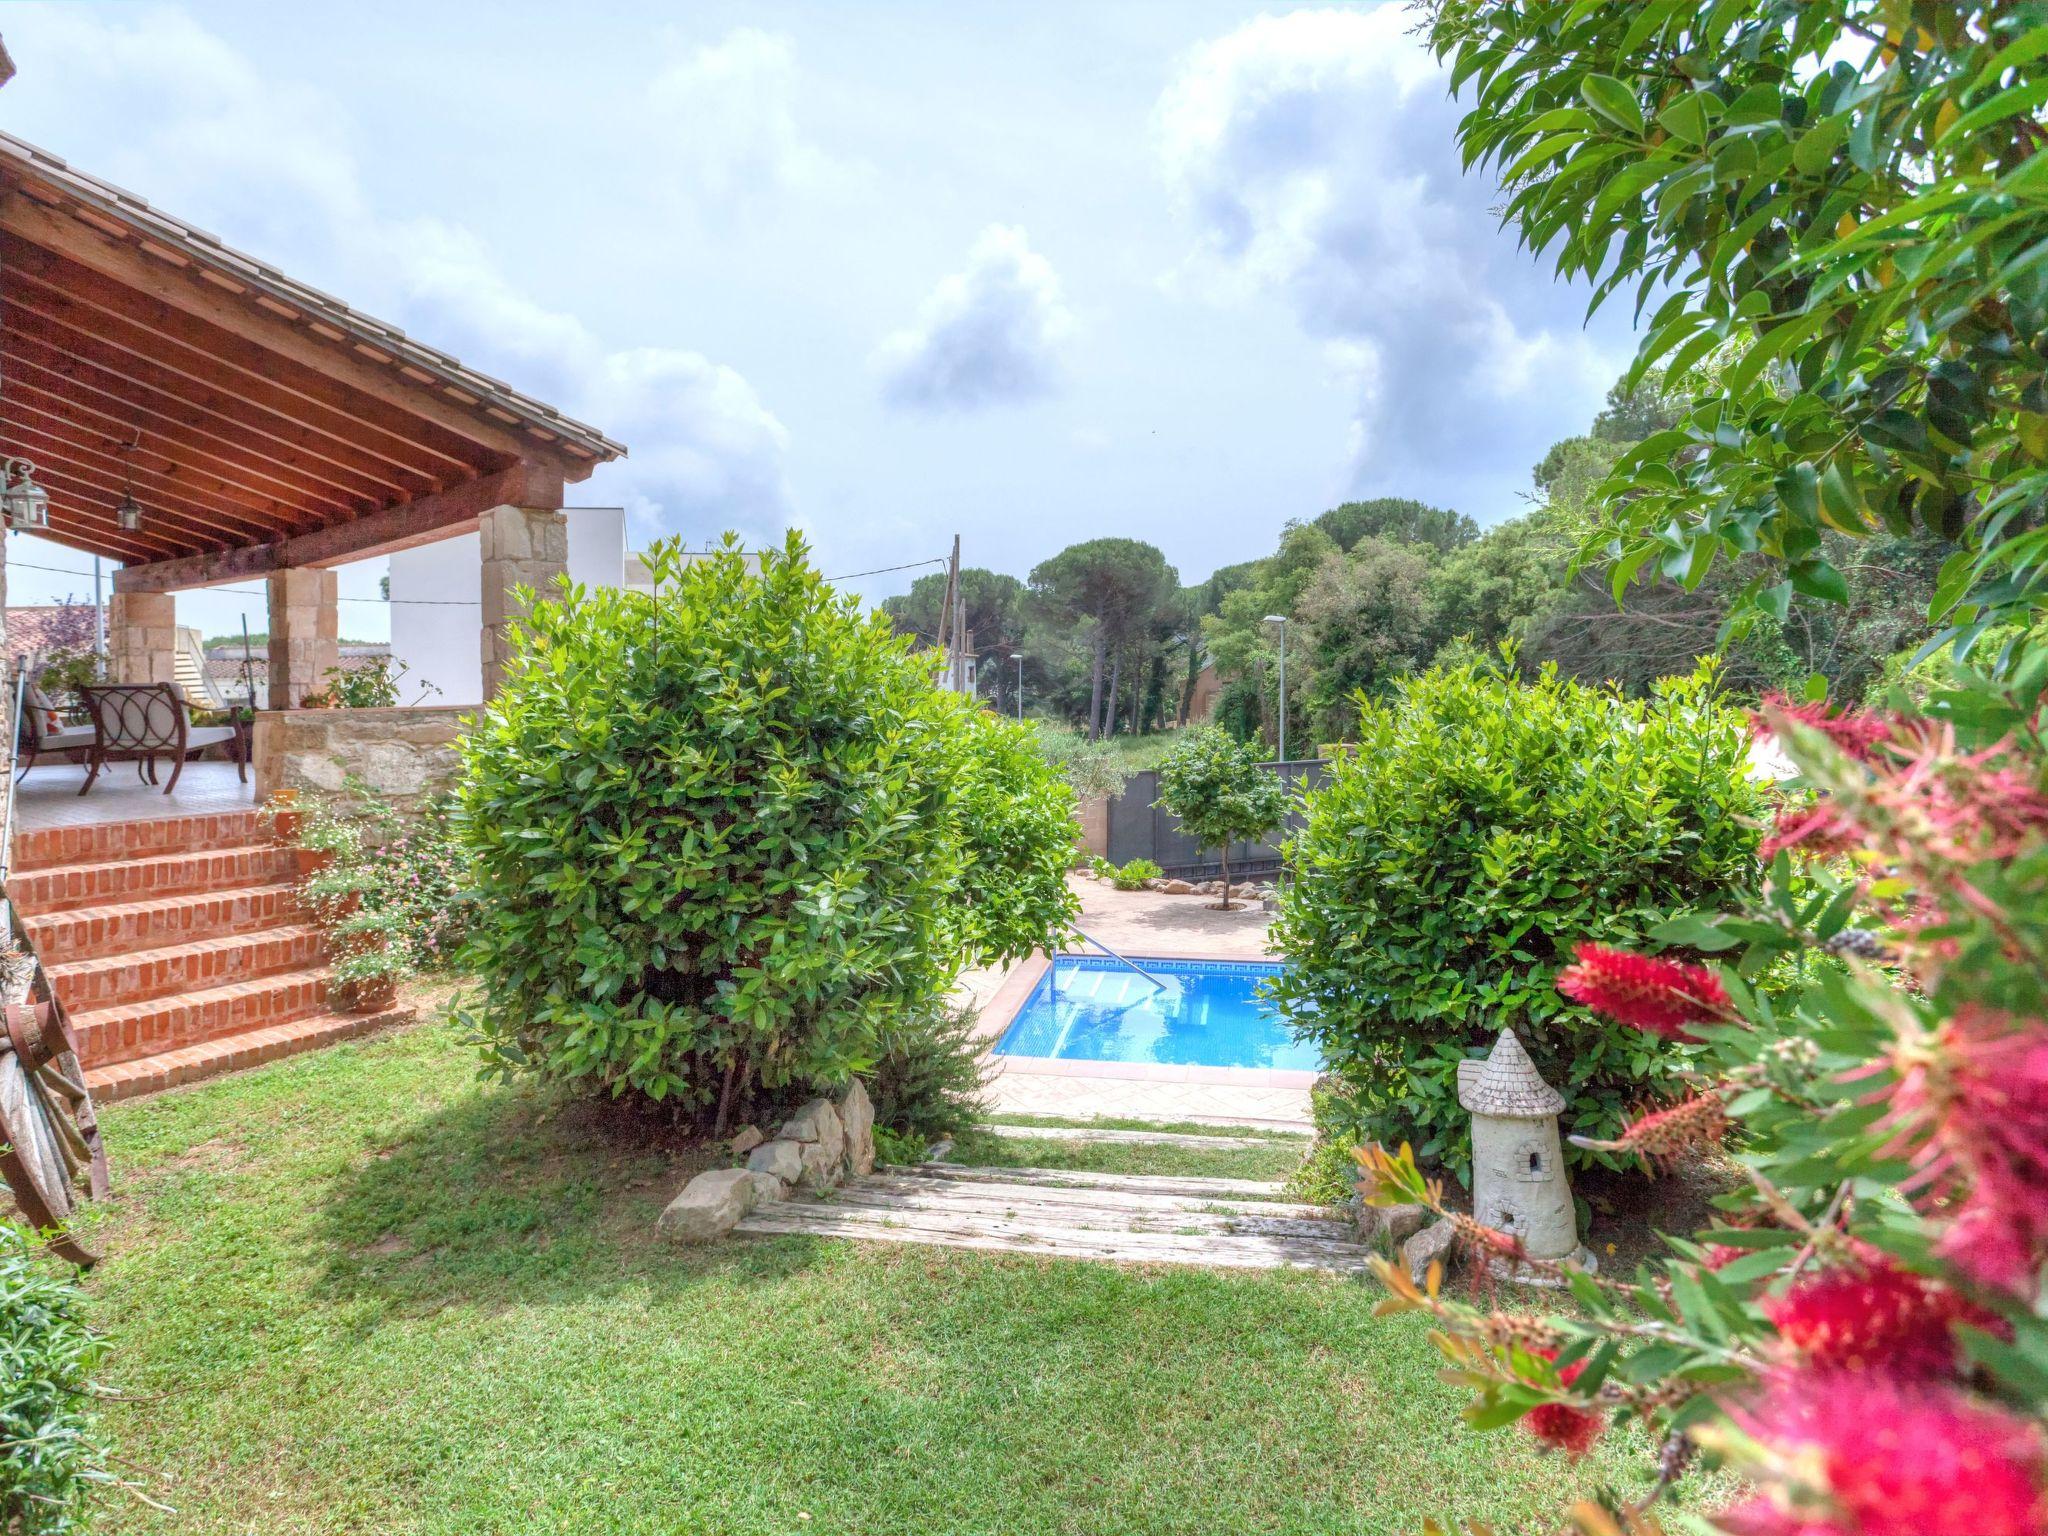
1269 650 1764 1178
457 534 1078 1124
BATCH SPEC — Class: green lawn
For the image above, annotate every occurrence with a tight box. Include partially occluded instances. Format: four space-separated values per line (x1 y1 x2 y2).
952 1126 1310 1184
80 1014 1685 1535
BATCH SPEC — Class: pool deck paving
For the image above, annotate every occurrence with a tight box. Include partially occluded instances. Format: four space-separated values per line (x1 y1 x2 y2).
965 876 1317 1132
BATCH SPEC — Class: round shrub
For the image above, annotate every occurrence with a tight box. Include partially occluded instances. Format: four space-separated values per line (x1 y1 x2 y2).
456 534 1077 1126
1268 648 1765 1179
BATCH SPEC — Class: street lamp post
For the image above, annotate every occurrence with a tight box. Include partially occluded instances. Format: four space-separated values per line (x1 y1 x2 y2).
1263 615 1288 764
1013 653 1026 722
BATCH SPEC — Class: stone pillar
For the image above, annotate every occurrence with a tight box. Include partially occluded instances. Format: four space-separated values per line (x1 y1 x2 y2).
108 590 179 686
267 567 339 710
480 504 567 698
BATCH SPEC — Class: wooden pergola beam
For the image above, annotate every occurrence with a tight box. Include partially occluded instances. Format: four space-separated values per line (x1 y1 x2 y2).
3 333 400 509
0 402 318 541
4 261 450 496
111 460 565 593
0 369 366 521
2 462 185 562
0 199 580 480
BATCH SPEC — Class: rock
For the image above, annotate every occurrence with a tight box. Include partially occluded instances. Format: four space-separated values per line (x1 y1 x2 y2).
1380 1203 1432 1248
1161 879 1196 895
746 1138 804 1186
1402 1217 1460 1286
798 1137 841 1194
741 1169 789 1204
781 1097 846 1169
657 1168 757 1243
728 1125 765 1156
1354 1200 1428 1248
838 1080 876 1176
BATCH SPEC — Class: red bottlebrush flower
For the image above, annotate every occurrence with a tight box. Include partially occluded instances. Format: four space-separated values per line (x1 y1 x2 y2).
1597 1095 1729 1173
1764 1254 1992 1379
1887 1008 2048 1297
1522 1349 1604 1461
1758 799 1862 862
1718 1374 2048 1536
1556 943 1732 1040
1756 694 1896 763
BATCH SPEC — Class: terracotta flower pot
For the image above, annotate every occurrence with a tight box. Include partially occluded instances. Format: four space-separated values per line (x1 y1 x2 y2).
336 972 399 1014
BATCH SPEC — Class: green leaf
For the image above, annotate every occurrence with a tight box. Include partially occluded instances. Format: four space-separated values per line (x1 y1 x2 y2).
1580 74 1645 135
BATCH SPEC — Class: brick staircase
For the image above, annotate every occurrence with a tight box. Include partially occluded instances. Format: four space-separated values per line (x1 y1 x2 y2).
7 809 411 1102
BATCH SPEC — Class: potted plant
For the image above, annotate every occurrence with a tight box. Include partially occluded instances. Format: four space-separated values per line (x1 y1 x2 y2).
326 909 406 1013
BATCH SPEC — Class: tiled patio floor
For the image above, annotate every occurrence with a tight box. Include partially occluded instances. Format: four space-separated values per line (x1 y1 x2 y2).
12 759 255 832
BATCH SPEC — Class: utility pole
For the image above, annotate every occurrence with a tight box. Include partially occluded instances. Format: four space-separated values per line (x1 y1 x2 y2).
92 556 105 671
1014 652 1026 721
951 535 968 695
935 535 962 693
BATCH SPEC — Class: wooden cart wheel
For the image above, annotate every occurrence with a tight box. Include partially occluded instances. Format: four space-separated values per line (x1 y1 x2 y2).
0 1000 107 1267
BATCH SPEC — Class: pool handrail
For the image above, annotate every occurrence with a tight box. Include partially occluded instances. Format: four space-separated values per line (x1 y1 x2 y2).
1068 926 1169 991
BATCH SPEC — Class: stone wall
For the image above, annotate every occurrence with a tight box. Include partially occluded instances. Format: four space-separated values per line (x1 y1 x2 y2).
252 705 467 812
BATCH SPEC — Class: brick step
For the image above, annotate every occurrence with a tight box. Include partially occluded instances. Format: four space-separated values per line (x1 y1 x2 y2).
22 883 304 965
8 844 297 916
11 810 273 874
46 925 329 1011
84 1005 414 1103
71 967 333 1070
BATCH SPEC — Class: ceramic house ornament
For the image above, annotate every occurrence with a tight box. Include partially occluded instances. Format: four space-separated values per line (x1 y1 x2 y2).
1457 1028 1597 1279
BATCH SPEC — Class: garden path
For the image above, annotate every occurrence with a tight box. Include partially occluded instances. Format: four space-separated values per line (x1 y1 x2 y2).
736 1160 1370 1272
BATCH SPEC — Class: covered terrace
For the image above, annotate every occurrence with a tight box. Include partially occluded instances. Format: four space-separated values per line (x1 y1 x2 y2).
0 130 623 825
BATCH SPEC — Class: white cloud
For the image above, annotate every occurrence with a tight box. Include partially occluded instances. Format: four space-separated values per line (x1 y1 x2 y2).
873 225 1076 412
3 6 795 543
1157 8 1626 510
644 28 860 215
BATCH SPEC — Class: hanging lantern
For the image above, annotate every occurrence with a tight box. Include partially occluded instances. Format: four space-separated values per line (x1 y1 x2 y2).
113 433 145 534
2 459 50 532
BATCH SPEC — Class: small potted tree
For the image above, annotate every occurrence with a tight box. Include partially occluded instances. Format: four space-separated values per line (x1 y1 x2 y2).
1153 726 1289 910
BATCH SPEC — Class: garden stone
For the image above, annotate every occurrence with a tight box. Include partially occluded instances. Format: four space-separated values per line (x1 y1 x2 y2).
781 1097 846 1169
838 1080 876 1176
1403 1217 1459 1285
1356 1200 1432 1248
1161 879 1196 895
741 1169 789 1204
658 1168 757 1244
728 1125 764 1156
746 1138 804 1186
798 1137 841 1194
1381 1203 1431 1248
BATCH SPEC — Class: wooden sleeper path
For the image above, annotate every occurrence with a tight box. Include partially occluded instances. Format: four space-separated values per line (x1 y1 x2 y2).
735 1162 1372 1273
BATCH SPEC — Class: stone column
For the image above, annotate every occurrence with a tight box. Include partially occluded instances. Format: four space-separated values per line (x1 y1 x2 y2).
108 590 179 686
267 567 339 710
480 504 567 698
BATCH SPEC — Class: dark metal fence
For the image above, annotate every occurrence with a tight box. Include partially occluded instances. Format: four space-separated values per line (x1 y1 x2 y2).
1103 759 1329 879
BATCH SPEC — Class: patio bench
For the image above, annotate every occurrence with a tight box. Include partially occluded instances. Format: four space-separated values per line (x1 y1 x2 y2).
13 682 97 781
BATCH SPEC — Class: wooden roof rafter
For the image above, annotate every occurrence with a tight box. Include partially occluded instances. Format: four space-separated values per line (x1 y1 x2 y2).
0 129 623 588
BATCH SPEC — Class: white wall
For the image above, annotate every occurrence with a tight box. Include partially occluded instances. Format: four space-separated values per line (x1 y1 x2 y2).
388 506 626 707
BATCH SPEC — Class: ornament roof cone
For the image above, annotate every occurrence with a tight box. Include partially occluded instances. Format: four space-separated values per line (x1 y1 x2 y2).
1458 1028 1597 1284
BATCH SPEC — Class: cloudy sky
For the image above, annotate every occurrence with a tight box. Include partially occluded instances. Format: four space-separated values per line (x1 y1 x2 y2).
0 1 1634 639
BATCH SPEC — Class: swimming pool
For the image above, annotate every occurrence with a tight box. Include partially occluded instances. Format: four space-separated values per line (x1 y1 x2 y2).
991 956 1317 1072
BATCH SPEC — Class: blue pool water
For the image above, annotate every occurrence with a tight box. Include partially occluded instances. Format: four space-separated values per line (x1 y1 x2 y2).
992 956 1318 1071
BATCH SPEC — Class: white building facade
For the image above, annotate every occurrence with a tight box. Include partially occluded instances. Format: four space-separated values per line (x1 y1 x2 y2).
388 507 630 708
